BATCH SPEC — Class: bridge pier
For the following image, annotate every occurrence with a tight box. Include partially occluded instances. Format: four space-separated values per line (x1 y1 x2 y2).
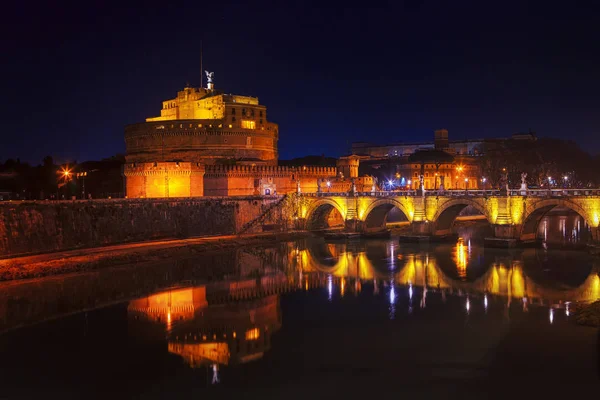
485 224 519 248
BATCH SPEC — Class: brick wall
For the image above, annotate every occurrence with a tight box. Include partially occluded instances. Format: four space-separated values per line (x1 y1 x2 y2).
0 196 290 257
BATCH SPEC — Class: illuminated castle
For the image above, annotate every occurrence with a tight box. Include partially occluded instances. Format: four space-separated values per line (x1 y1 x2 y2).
123 72 373 198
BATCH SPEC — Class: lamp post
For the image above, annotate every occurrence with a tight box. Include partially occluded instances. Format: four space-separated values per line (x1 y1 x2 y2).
59 167 71 199
326 180 331 192
464 178 469 194
563 175 568 189
76 171 87 199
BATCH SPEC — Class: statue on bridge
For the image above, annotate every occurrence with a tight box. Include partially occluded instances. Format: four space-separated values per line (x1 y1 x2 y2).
296 179 301 194
499 170 509 195
520 172 528 195
317 178 322 193
349 178 357 195
371 176 378 193
419 175 425 196
438 175 445 194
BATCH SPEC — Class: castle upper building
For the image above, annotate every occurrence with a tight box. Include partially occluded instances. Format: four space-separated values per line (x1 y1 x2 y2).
125 84 278 166
123 76 370 198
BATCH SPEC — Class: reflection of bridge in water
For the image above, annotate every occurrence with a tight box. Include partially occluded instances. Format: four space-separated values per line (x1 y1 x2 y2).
1 238 599 344
290 239 600 305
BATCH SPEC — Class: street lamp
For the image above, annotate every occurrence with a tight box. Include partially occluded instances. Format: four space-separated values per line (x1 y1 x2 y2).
464 177 469 193
407 179 412 189
326 180 331 192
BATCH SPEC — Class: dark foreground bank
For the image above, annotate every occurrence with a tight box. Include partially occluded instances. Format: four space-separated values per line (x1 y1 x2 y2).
0 231 310 281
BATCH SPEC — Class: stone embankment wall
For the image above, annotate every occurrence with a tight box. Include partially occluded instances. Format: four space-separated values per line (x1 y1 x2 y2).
0 196 290 258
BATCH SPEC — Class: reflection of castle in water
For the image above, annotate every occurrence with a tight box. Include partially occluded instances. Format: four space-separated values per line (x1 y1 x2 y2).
127 282 286 368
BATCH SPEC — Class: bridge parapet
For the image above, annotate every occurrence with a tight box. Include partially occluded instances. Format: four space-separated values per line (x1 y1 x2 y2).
294 190 600 245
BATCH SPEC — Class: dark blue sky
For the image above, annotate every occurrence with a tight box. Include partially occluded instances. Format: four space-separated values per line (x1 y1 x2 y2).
2 0 600 164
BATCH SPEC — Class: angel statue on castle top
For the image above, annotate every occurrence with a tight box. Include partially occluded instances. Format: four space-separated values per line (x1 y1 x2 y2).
205 71 214 84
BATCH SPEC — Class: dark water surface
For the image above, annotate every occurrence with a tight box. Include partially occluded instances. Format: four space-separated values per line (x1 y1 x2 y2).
0 216 599 399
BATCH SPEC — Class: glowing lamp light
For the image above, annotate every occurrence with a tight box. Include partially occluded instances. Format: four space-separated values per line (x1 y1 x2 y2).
326 181 331 187
482 177 487 183
563 176 568 181
388 180 393 186
407 180 412 185
464 178 469 182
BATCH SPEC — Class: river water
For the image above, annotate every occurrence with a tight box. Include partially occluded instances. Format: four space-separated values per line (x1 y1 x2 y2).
0 215 599 398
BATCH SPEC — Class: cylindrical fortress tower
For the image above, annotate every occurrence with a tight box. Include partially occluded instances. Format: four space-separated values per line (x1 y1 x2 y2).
123 82 279 198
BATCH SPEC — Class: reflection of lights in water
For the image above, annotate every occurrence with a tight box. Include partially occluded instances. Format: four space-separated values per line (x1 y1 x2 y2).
549 308 554 324
544 219 547 242
389 243 395 270
327 275 333 301
420 287 427 309
167 309 172 331
560 218 566 240
211 364 220 384
340 277 345 297
565 304 570 317
408 284 413 300
389 282 396 319
465 297 470 313
455 238 468 279
522 297 528 312
373 278 379 295
484 294 488 310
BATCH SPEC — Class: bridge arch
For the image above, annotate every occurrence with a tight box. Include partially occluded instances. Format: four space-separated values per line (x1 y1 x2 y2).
362 198 412 231
305 199 346 231
519 198 592 242
431 198 489 236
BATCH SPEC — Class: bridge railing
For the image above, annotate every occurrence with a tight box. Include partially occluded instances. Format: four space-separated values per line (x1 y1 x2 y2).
299 188 600 197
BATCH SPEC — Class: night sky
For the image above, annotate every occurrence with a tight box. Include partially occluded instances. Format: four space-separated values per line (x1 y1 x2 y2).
3 0 600 164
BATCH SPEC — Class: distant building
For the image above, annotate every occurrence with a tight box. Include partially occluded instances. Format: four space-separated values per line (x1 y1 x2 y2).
352 130 536 190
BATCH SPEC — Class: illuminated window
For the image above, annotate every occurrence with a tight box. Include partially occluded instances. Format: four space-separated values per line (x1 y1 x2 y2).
245 328 260 340
228 124 232 128
241 120 256 129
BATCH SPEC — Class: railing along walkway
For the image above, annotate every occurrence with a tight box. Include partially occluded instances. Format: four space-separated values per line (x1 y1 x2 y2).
299 188 600 198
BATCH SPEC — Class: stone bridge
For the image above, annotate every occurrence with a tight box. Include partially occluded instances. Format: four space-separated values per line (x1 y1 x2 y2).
292 189 600 244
